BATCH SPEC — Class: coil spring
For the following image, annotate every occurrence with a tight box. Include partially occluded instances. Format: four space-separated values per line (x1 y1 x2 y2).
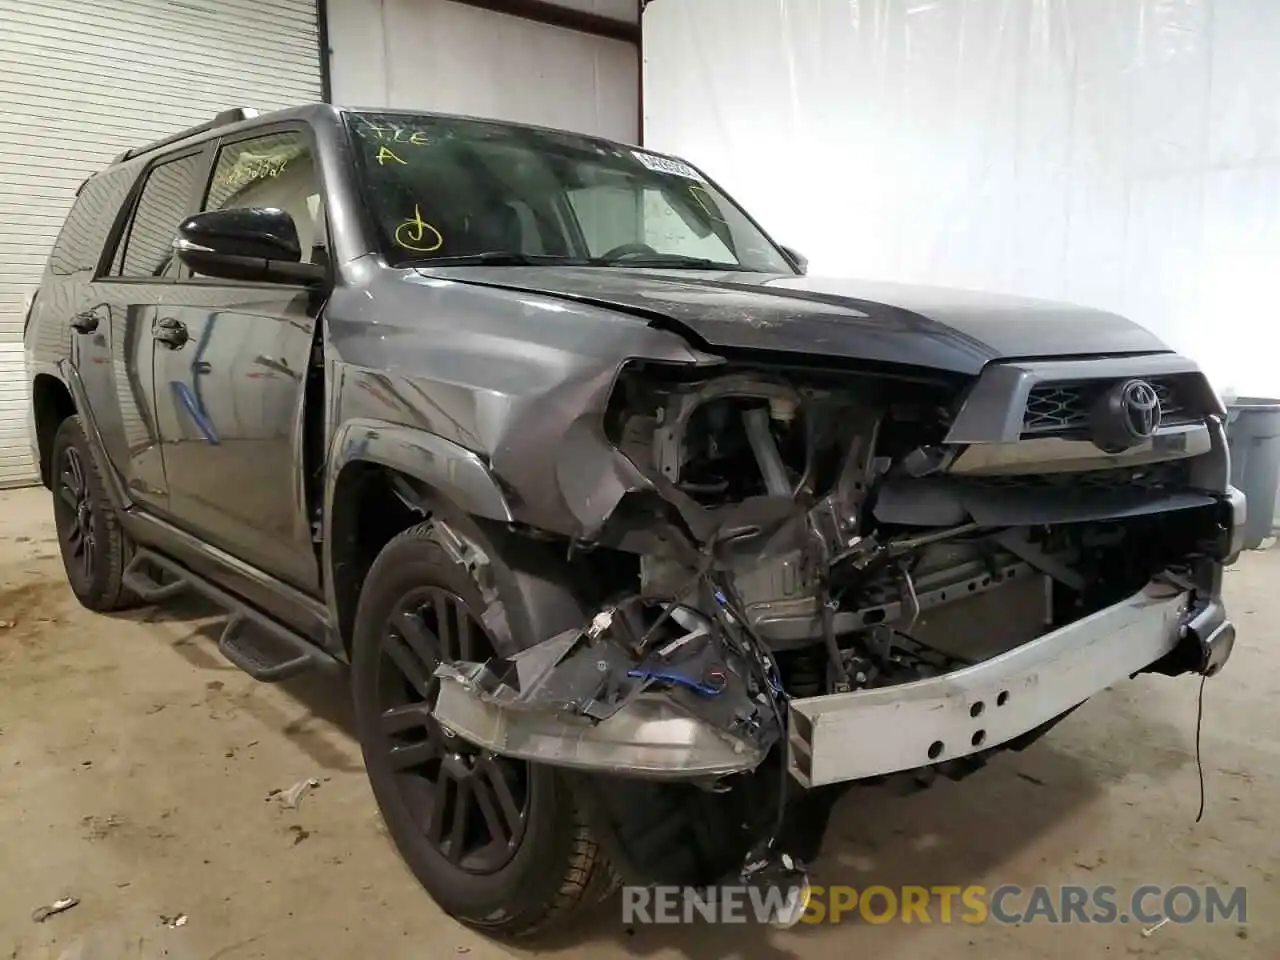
777 647 825 699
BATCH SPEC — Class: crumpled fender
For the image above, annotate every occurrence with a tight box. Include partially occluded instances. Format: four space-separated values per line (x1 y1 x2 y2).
325 417 515 523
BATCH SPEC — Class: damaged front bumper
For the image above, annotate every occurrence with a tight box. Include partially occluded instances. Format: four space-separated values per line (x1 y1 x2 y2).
433 577 1235 788
434 675 764 780
433 620 769 780
788 581 1233 788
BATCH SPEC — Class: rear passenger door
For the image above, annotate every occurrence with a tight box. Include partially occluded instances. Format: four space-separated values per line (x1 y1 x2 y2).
153 126 327 593
93 147 212 514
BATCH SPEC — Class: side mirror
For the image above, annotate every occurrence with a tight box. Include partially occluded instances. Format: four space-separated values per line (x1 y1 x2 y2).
174 208 326 285
780 245 808 275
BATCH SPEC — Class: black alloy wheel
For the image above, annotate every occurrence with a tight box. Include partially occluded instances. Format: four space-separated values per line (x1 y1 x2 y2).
55 443 96 585
376 586 530 874
351 522 614 936
49 415 137 612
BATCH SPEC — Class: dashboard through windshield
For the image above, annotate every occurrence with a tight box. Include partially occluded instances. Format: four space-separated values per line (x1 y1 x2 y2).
345 112 795 273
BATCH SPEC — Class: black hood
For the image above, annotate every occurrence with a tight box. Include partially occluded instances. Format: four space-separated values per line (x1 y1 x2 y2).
421 267 1169 376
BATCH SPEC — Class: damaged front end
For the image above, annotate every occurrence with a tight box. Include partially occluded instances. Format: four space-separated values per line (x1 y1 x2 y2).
435 597 777 782
433 350 1241 868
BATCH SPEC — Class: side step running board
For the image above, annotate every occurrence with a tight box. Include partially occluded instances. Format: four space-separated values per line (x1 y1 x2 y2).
123 550 337 682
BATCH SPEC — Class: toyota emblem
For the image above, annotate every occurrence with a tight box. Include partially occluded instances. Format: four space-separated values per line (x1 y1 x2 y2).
1090 379 1163 452
1121 380 1161 436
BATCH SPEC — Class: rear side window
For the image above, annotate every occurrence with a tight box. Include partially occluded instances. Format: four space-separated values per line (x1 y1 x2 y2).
47 170 133 276
118 153 205 278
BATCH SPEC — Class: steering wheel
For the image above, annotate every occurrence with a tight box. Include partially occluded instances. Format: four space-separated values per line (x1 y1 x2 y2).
599 241 659 260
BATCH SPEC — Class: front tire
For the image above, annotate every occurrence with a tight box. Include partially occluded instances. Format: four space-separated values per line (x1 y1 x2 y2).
49 415 138 612
351 521 613 936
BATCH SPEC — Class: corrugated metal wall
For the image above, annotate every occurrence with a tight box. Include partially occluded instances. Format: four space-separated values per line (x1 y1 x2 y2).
0 0 322 487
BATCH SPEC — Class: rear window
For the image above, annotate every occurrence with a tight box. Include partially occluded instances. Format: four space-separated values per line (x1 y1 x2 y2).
47 169 133 276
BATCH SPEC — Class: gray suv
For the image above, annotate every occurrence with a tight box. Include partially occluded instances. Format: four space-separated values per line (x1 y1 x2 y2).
25 104 1243 935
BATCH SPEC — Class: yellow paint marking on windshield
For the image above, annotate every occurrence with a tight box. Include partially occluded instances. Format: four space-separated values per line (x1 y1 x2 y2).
688 184 726 223
394 205 443 252
376 146 408 166
358 123 433 146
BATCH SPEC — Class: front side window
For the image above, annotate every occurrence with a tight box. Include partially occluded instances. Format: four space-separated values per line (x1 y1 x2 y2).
345 112 794 273
202 131 326 267
118 153 205 278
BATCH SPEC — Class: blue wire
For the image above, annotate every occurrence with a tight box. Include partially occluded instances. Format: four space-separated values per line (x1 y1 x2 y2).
627 669 724 697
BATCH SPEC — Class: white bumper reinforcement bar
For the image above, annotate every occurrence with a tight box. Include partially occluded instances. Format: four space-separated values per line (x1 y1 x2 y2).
787 584 1191 788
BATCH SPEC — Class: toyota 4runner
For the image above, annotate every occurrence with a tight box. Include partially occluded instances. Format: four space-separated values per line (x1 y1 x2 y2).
25 104 1244 935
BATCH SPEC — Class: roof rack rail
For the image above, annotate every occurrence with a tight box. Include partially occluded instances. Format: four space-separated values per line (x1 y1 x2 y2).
111 107 260 164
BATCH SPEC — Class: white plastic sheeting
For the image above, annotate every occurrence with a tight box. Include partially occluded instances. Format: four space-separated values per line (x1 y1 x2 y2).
328 0 639 143
643 0 1280 396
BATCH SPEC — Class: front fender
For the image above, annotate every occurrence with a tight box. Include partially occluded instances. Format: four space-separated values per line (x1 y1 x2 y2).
324 418 514 525
322 419 593 657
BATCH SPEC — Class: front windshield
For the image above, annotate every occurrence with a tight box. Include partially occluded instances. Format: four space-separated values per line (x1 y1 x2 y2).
346 112 795 273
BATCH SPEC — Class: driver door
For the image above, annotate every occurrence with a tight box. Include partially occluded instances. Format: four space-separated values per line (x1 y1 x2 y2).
153 126 327 592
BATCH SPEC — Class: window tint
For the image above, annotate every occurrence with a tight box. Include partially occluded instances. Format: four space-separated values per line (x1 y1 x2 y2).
48 169 133 276
119 153 205 278
203 131 325 265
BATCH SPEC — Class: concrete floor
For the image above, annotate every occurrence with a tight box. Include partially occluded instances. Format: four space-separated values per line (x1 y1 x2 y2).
0 483 1276 960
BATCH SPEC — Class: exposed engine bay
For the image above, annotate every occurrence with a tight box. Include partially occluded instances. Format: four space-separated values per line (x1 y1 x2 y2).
432 357 1238 888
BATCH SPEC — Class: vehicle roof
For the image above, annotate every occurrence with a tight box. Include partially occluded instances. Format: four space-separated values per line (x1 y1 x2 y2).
337 105 644 149
108 102 647 172
108 103 341 168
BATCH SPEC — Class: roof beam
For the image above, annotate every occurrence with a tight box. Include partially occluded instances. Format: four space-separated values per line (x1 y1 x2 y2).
446 0 640 45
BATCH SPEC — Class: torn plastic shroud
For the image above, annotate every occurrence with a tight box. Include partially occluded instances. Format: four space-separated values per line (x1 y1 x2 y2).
433 600 779 779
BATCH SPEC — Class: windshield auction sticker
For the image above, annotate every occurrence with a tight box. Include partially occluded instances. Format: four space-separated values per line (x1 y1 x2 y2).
632 150 704 181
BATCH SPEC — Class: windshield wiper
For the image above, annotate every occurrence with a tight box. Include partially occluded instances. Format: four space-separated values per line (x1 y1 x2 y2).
403 251 751 271
404 252 595 267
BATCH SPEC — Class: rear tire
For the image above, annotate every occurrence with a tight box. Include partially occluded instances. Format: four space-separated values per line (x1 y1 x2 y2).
49 415 138 612
351 521 613 936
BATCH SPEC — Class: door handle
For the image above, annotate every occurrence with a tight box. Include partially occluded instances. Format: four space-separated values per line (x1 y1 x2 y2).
70 311 99 334
153 316 189 349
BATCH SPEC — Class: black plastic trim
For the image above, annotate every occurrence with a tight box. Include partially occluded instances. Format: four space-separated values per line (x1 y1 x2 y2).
57 360 132 513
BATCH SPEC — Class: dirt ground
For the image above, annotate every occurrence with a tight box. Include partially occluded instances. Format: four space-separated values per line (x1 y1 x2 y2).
0 484 1276 960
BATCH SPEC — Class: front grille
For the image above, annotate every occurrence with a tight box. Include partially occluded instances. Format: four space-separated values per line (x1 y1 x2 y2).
1022 377 1194 437
968 459 1192 493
